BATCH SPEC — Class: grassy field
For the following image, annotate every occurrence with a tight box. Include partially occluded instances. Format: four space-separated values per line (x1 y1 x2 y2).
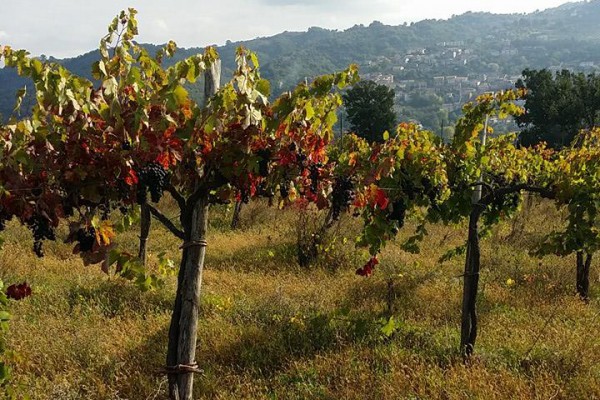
1 198 599 399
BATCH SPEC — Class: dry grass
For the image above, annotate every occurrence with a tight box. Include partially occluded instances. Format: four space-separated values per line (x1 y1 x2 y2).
1 198 599 399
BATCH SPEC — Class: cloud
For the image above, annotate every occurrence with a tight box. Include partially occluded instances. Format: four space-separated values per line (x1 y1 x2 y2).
258 0 323 5
256 0 383 12
0 31 8 39
155 19 168 31
258 0 361 5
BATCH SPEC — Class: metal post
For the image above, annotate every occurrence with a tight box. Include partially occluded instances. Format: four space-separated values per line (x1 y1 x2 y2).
472 114 489 204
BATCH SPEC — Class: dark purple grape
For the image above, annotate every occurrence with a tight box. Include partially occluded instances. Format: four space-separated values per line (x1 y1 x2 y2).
26 214 56 258
136 162 168 204
257 149 271 177
331 176 355 220
76 227 96 253
388 200 406 228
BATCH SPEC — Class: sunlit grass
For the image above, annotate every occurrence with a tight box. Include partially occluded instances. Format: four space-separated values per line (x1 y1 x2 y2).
1 199 599 399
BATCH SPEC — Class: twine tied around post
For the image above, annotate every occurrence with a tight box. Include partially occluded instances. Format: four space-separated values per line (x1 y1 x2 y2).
163 362 203 375
179 240 208 250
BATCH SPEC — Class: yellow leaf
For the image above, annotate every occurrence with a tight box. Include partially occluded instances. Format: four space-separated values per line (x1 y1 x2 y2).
172 85 189 106
289 187 298 202
96 223 116 246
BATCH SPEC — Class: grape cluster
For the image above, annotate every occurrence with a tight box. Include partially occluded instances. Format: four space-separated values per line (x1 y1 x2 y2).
331 176 355 220
257 149 271 177
137 162 169 204
388 200 407 228
309 164 320 193
26 214 56 257
76 227 96 253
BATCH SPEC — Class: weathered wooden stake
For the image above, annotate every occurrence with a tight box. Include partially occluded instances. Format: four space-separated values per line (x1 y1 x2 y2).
167 59 221 400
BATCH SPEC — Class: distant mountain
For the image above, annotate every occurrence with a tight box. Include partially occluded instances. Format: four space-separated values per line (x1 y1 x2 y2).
3 0 600 130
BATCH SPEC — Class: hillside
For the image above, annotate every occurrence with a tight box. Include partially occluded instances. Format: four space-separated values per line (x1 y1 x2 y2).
3 1 600 130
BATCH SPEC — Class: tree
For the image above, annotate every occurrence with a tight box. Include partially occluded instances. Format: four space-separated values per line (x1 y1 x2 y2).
515 68 600 148
1 10 359 400
342 80 396 143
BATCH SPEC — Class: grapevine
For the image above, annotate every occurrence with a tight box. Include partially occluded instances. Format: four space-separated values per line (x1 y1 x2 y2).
0 9 359 399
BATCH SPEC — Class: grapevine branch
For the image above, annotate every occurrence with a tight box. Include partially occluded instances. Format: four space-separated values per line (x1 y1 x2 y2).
146 203 185 239
467 181 494 193
166 184 186 211
490 184 556 200
469 182 557 205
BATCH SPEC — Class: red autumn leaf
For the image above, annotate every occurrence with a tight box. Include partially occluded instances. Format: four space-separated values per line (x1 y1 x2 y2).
369 147 381 162
6 282 32 300
163 125 176 138
124 168 138 186
374 189 389 210
155 153 172 169
353 193 367 208
356 256 379 277
308 192 318 202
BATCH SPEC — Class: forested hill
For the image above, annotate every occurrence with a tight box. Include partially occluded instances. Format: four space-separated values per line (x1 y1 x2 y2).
3 0 600 128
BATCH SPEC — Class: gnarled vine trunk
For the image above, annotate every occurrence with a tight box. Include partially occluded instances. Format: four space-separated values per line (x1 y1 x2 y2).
460 115 488 358
230 200 243 230
576 251 593 301
296 208 335 267
460 205 484 358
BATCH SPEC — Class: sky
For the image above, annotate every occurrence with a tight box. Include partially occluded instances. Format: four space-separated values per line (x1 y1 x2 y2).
0 0 576 58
